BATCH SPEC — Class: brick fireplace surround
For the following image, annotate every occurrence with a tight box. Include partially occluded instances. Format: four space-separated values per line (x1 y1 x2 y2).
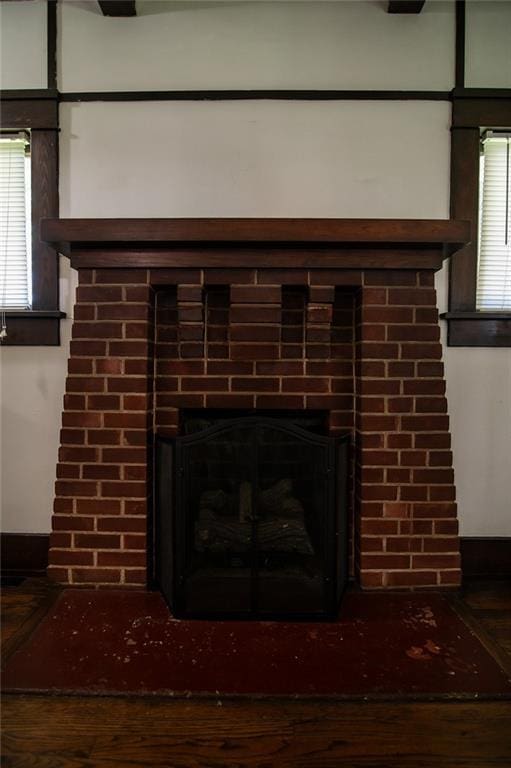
43 218 469 592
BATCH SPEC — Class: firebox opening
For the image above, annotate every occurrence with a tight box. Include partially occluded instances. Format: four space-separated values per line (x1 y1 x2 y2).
155 415 349 621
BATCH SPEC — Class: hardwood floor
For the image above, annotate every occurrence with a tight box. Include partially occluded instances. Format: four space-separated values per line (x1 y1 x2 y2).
2 578 511 768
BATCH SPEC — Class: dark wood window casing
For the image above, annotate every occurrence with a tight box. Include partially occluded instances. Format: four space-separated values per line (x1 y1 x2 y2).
445 92 511 347
0 93 63 345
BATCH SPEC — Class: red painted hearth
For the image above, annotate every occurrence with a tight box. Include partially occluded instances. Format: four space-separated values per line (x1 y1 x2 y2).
43 218 469 591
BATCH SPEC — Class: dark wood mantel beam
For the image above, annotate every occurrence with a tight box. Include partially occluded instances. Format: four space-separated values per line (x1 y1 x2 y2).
387 1 426 13
98 1 136 17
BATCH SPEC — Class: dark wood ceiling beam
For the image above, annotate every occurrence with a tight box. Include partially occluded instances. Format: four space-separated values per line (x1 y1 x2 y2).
388 1 426 13
98 1 136 17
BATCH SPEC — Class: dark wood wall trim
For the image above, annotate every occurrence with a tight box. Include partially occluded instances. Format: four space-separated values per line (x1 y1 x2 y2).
446 95 511 346
47 0 57 91
1 534 50 579
0 93 62 345
455 1 465 88
58 90 452 103
461 538 511 580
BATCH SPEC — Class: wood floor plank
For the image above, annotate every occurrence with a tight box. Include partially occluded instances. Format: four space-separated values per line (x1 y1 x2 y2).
2 696 511 768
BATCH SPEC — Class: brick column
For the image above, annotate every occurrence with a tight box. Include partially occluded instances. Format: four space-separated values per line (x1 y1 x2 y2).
355 270 461 589
48 268 154 587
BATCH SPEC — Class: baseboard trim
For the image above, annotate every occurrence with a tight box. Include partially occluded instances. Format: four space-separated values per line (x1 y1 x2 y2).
1 533 50 579
1 533 509 581
461 537 511 580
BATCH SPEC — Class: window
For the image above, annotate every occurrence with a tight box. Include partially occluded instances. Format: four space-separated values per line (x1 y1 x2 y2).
0 95 61 346
0 133 32 313
446 95 511 347
477 133 511 311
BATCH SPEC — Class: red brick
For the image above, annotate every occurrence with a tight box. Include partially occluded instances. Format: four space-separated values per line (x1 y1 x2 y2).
232 377 279 392
76 286 123 303
403 380 445 395
230 325 280 342
59 447 97 463
158 360 204 375
76 499 122 515
66 377 105 393
412 502 457 518
414 433 451 449
96 359 123 375
206 394 255 409
412 554 460 569
181 377 229 392
388 288 436 306
231 344 280 361
362 307 414 324
68 358 93 375
359 415 398 431
364 270 417 286
359 572 384 588
83 464 121 480
386 571 437 587
401 486 428 501
415 307 438 322
310 270 361 286
359 485 398 501
123 394 151 411
107 377 148 394
124 569 147 584
439 570 462 586
400 451 427 467
307 361 351 377
97 517 146 532
126 285 152 302
383 502 410 518
124 534 146 550
60 429 86 445
87 395 120 410
177 285 203 302
357 361 386 377
97 551 146 567
230 306 281 324
55 480 97 497
109 341 150 357
151 269 201 285
52 515 94 531
123 430 146 446
87 429 121 446
413 468 454 484
429 486 456 501
386 537 422 553
434 520 459 535
401 416 449 432
417 362 444 377
422 537 459 553
231 285 281 303
208 360 252 375
51 550 94 566
361 554 410 570
49 532 72 548
362 288 387 305
401 343 442 360
104 413 149 429
63 394 86 411
101 481 147 498
72 568 121 583
95 269 148 284
97 304 148 321
387 397 413 413
415 397 448 414
257 269 307 285
72 322 123 340
388 325 439 342
387 433 412 449
53 498 74 514
361 450 398 466
57 464 80 479
204 269 255 284
360 537 385 552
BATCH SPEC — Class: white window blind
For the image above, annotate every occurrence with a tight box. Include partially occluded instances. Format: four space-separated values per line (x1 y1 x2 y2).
477 133 511 311
0 135 31 310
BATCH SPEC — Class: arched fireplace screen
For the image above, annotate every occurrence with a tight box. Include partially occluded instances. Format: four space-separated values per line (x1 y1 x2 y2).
155 417 349 619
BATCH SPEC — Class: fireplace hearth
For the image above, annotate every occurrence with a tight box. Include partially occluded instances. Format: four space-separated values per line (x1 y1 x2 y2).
42 218 469 594
156 416 349 619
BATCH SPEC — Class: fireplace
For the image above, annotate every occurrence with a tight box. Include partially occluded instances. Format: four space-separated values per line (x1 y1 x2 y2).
42 218 469 595
156 414 349 619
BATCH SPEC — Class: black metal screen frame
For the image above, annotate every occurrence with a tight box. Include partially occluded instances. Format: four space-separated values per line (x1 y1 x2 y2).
156 416 349 621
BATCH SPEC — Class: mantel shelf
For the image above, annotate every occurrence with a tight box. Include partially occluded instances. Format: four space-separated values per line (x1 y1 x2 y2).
41 218 470 271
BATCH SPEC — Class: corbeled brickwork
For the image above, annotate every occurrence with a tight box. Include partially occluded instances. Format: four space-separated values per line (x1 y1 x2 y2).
48 265 460 591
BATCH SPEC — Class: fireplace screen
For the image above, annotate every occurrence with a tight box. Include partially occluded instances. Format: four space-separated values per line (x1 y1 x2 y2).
156 417 348 619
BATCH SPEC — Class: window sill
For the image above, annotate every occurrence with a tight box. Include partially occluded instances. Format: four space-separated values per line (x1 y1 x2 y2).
1 311 66 346
440 312 511 347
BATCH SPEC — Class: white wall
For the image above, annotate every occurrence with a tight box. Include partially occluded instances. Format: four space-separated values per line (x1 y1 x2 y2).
59 0 455 91
1 0 510 538
0 0 47 90
465 1 511 88
59 100 450 218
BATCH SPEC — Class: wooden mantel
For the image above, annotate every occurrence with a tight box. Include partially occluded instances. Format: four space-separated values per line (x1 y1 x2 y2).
41 218 470 271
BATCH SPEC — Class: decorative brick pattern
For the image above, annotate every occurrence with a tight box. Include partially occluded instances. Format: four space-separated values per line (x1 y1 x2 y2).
49 265 460 591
